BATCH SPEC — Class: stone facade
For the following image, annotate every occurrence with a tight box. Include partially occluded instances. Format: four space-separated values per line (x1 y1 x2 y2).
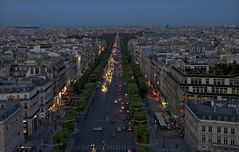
0 102 24 152
185 101 239 152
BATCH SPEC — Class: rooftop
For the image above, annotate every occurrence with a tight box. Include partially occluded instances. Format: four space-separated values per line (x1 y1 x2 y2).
0 76 50 93
186 100 239 123
0 102 21 122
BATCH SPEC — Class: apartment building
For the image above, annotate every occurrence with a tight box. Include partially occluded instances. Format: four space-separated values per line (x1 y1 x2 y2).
0 102 24 152
160 63 239 118
185 100 239 152
0 76 52 135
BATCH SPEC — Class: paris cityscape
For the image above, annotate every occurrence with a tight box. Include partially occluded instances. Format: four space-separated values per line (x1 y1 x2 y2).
0 0 239 152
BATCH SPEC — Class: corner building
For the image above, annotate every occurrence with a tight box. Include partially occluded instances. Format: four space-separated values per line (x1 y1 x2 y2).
185 100 239 152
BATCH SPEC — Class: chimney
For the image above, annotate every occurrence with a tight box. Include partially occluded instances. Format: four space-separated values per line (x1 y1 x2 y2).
211 100 214 107
236 106 239 115
213 106 216 113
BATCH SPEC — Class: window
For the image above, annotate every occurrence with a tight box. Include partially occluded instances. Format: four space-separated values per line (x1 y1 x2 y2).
206 79 209 84
24 94 27 99
231 128 235 134
193 87 196 92
217 136 221 144
208 126 212 132
199 78 202 84
202 135 206 143
231 139 235 145
24 103 28 109
35 67 39 74
212 87 215 93
224 137 228 144
221 79 225 85
213 79 217 85
223 88 227 94
224 128 228 134
217 127 221 133
30 67 33 74
208 136 212 143
202 126 206 132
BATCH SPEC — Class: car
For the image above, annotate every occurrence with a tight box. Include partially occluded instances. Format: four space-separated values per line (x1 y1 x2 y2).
90 144 96 151
117 127 122 132
114 100 118 104
111 133 116 137
128 126 133 131
127 147 133 152
118 98 122 101
179 131 184 138
92 127 103 131
122 126 127 130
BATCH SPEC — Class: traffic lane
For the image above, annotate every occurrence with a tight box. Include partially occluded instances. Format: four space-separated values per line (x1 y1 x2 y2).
74 79 128 144
73 91 110 145
72 51 135 148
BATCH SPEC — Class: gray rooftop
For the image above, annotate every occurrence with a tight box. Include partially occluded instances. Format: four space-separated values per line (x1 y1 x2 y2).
0 102 21 121
0 76 50 93
186 101 239 123
0 81 34 93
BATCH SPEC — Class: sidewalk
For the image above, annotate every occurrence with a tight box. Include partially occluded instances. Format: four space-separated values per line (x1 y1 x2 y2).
144 96 190 152
23 110 66 152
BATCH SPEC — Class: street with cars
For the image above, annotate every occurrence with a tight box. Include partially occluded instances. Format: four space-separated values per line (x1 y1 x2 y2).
70 36 135 152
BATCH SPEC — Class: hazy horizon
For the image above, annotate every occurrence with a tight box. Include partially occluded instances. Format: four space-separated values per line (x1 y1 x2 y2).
0 0 238 27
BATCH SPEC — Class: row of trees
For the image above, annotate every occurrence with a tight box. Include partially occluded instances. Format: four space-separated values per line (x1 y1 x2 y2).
120 33 154 152
119 33 148 98
49 34 114 152
120 34 150 146
212 62 239 75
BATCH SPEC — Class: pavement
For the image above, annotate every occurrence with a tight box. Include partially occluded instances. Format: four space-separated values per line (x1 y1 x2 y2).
68 38 136 152
22 109 66 152
144 96 190 152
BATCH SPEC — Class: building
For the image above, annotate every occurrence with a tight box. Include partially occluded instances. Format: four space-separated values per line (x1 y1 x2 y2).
0 76 52 136
29 76 52 119
0 101 24 152
160 63 239 119
185 100 239 152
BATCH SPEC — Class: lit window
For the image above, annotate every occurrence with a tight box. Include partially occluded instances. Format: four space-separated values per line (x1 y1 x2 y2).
224 128 228 134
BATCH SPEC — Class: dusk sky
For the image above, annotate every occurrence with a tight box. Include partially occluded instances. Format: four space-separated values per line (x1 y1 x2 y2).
0 0 238 26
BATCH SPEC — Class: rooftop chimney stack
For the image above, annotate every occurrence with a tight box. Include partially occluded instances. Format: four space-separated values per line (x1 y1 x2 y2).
213 106 216 113
211 100 214 107
236 105 239 115
1 104 4 109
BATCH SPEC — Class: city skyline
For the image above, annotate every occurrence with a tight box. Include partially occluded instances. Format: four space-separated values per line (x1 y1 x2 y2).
0 0 239 27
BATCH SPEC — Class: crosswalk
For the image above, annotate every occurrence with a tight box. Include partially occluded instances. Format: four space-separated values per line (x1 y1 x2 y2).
84 119 122 123
71 144 132 151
